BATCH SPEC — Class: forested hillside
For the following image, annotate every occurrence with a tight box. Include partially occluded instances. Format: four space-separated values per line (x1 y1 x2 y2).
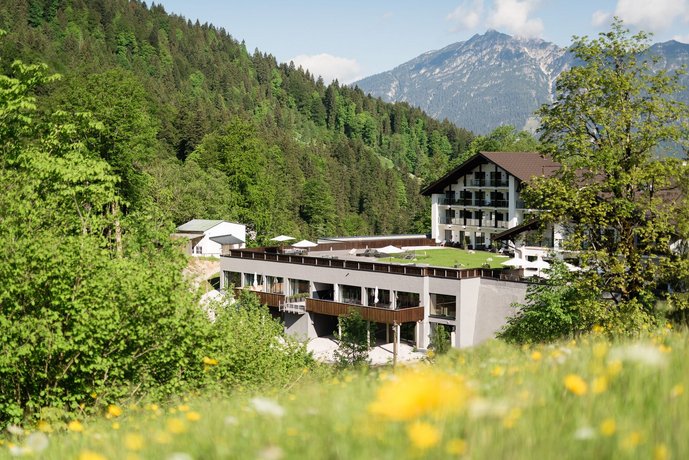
0 0 473 241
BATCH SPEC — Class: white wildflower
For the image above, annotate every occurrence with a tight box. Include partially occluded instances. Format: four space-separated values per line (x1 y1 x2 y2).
258 445 284 460
25 432 49 453
468 398 511 419
224 415 238 426
609 344 667 368
573 426 596 440
167 453 194 460
250 397 285 417
6 425 24 436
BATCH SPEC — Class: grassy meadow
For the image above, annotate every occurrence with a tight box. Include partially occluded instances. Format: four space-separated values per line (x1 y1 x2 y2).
2 327 686 459
377 248 508 269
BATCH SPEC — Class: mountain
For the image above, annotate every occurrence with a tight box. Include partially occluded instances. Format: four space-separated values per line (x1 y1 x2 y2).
355 31 689 134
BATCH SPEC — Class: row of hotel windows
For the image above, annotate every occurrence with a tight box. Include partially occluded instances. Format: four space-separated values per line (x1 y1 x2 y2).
223 271 457 318
462 171 508 187
443 190 509 207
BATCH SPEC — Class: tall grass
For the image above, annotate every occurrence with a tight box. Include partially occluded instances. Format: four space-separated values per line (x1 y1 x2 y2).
2 327 686 459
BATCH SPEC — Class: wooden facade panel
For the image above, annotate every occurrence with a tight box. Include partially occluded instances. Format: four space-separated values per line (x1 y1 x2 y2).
235 288 284 308
306 299 424 324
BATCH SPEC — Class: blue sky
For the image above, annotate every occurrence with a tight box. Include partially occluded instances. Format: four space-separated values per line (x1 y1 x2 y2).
157 0 689 83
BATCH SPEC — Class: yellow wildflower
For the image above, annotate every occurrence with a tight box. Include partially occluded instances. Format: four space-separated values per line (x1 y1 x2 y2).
593 342 608 359
153 431 172 444
368 369 470 421
111 422 120 430
592 376 608 394
37 421 52 433
592 324 604 333
654 443 669 460
185 411 201 422
531 351 542 361
406 421 440 449
124 433 145 451
658 344 672 354
108 405 123 417
286 428 299 437
503 407 522 429
620 431 643 450
90 392 98 399
202 356 219 366
177 404 190 412
78 451 106 460
606 360 623 377
671 384 684 398
600 418 616 437
67 420 84 432
564 374 588 396
446 438 468 455
490 366 505 377
166 418 186 434
665 322 673 330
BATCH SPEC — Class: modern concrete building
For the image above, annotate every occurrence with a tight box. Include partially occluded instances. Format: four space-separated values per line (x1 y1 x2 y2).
174 219 246 257
219 239 528 349
422 152 560 251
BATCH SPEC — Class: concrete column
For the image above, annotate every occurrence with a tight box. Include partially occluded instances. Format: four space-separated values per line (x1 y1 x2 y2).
333 283 339 302
431 194 441 242
508 175 518 228
361 286 367 306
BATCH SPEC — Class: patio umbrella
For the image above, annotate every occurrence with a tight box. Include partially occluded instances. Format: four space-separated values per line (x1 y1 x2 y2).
526 258 551 277
374 286 379 304
292 239 318 248
501 257 527 268
379 245 404 254
270 235 295 242
253 272 259 289
348 248 357 255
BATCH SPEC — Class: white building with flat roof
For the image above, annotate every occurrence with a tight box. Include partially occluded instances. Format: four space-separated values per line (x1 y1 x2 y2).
174 219 246 257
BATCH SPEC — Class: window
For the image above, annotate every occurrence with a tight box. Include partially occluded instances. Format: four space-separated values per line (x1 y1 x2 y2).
430 294 456 318
244 273 263 289
289 279 310 296
367 288 391 308
223 271 241 289
340 285 362 305
396 291 420 309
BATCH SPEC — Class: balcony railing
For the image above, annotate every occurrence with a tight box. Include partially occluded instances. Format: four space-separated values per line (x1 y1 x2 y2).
306 298 424 324
234 288 285 308
489 180 509 187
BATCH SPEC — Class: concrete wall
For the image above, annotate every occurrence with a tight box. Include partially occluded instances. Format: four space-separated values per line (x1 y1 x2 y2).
473 278 527 344
283 312 312 340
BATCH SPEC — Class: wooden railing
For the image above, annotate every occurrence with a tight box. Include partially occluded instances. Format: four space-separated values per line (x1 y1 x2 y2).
306 298 424 324
234 288 284 308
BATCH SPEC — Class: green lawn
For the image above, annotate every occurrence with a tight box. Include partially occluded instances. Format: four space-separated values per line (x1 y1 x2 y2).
377 247 508 269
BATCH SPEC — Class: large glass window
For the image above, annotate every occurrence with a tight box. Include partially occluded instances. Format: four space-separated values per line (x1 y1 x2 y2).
223 271 241 289
396 291 420 309
430 294 456 318
366 287 391 308
265 276 284 294
244 273 263 289
340 285 362 305
289 279 310 296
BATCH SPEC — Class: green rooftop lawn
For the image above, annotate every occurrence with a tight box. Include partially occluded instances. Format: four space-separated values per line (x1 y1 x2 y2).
376 247 508 269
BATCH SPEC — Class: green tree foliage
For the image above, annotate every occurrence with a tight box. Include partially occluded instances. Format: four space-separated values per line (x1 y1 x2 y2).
521 19 689 336
203 290 313 386
0 0 475 239
0 55 312 425
334 310 371 367
428 324 451 355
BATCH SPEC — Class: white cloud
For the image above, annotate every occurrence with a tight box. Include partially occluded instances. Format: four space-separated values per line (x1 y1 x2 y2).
591 9 611 27
486 0 543 38
614 0 689 30
290 53 363 84
447 0 485 31
672 34 689 43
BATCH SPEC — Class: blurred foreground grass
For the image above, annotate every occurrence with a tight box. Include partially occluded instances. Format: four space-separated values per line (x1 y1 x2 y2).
2 326 687 459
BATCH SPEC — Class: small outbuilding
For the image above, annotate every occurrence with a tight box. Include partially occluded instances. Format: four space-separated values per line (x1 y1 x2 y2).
174 219 246 257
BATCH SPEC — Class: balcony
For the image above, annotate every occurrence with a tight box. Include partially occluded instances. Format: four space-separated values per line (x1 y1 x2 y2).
306 298 424 324
234 288 285 308
489 180 509 187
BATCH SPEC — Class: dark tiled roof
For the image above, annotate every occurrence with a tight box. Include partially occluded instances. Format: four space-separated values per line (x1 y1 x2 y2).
421 152 560 195
481 151 560 182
